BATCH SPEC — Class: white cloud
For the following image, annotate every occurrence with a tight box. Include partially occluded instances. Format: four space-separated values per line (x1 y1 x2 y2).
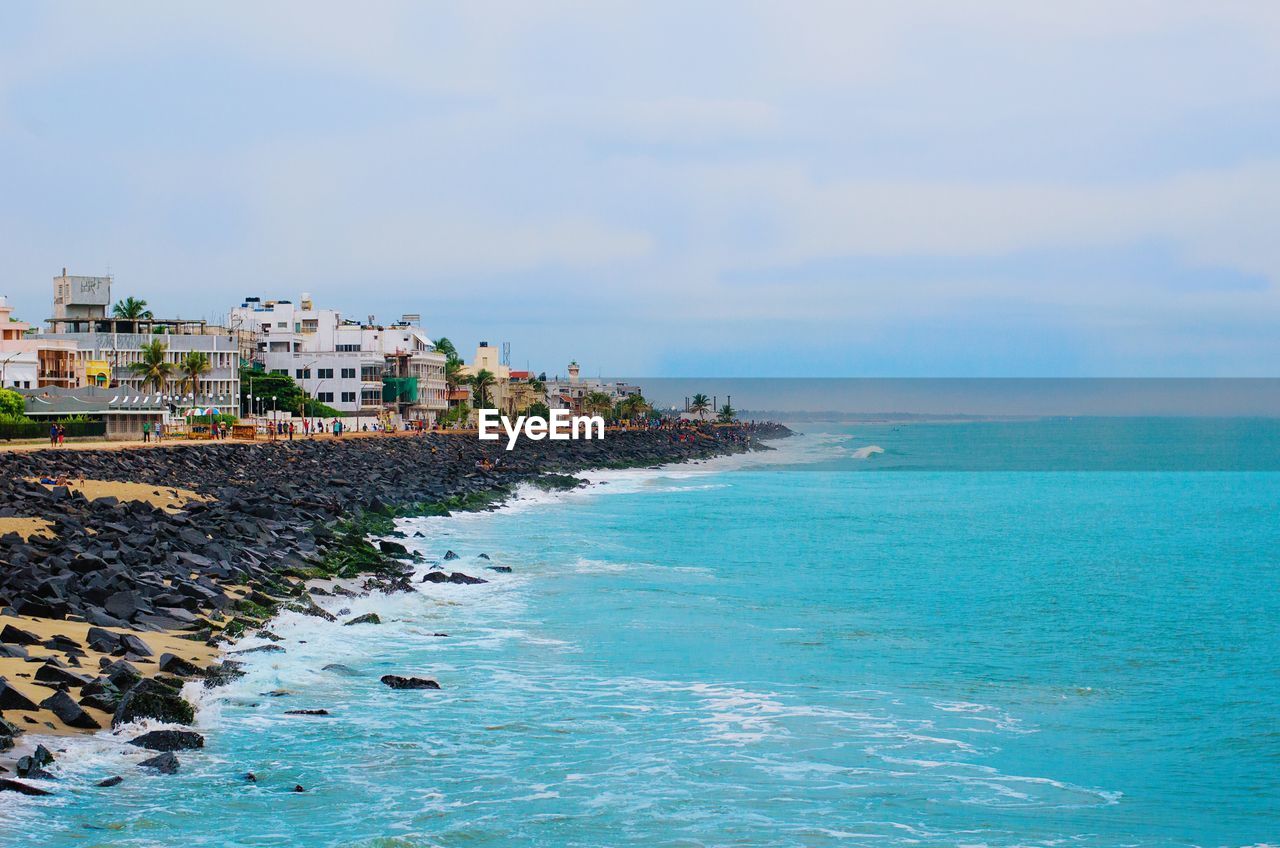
3 1 1280 373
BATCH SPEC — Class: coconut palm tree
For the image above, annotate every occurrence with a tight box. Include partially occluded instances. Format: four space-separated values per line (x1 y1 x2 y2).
445 358 465 392
178 351 211 396
130 340 173 394
717 403 736 423
689 393 711 420
112 297 153 320
583 390 614 418
432 337 458 362
469 369 497 409
619 393 650 421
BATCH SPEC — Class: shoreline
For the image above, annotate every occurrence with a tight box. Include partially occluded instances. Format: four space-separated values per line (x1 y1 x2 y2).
0 423 790 790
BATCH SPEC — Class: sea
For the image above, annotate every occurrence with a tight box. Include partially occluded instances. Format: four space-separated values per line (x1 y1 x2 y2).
4 418 1278 847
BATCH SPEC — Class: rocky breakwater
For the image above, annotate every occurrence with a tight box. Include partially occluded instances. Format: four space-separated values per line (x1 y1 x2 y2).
0 422 789 790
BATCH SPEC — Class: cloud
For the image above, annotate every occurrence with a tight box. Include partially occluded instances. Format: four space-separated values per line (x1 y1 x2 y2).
2 2 1280 374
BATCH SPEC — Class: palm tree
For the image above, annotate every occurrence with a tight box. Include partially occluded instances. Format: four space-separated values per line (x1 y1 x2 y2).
469 369 497 409
620 393 650 421
112 297 153 320
717 403 736 423
130 340 173 394
445 358 466 393
689 393 711 420
583 390 614 418
432 337 459 362
178 351 211 396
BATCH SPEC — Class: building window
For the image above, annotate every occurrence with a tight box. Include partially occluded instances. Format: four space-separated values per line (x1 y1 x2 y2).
317 392 334 403
340 367 356 379
361 366 382 381
276 321 287 328
318 368 333 379
361 389 381 404
270 369 287 376
341 391 356 403
296 368 311 379
336 344 361 352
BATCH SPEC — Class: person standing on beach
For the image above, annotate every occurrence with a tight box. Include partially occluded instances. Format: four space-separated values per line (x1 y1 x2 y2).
57 423 65 445
142 421 151 443
288 422 294 441
49 423 58 446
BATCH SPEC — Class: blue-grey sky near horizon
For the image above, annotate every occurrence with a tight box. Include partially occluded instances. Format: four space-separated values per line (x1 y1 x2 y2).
2 2 1278 377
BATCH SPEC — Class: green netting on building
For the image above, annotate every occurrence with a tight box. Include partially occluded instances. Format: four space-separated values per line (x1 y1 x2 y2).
382 376 418 403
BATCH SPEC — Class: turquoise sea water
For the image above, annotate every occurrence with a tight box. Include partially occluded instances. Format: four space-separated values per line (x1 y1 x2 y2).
4 420 1279 847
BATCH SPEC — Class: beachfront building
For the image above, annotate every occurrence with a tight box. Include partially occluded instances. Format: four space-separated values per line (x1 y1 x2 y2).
504 371 546 415
229 294 447 422
544 360 642 415
458 341 511 413
17 385 166 440
38 272 240 416
0 294 82 390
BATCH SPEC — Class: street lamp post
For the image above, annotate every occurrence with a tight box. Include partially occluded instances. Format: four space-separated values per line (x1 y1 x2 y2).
0 351 23 387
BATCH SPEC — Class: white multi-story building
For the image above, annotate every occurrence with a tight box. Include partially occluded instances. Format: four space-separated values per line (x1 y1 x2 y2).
230 294 447 420
36 273 240 414
0 295 79 390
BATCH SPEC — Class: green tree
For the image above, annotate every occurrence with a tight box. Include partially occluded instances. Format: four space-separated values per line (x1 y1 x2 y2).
443 400 471 426
445 358 466 395
583 390 614 418
525 401 550 420
239 366 339 418
130 340 174 394
717 403 736 423
0 387 25 418
469 369 497 409
619 393 650 421
178 351 211 396
112 297 153 320
432 337 459 362
689 393 711 420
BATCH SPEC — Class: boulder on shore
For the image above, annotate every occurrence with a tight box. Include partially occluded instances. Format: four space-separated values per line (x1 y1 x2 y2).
0 679 39 712
0 778 53 796
129 730 205 752
112 680 196 728
0 624 40 646
380 675 440 690
40 690 102 730
157 653 202 677
138 752 180 774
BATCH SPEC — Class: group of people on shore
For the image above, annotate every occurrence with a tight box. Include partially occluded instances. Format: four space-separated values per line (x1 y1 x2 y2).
140 420 167 443
270 418 346 440
48 423 66 446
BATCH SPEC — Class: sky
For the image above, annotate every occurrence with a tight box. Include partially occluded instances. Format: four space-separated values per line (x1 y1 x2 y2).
1 1 1278 377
